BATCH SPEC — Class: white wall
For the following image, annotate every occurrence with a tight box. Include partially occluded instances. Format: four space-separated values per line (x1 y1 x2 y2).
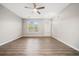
52 3 79 51
0 5 22 45
23 18 51 37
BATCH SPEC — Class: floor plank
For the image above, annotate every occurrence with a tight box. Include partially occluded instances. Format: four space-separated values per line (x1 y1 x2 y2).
0 37 79 56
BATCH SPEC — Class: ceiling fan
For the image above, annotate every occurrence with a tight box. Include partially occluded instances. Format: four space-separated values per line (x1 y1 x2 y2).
25 3 45 14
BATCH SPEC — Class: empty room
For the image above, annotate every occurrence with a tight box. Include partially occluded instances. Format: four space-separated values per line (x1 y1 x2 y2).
0 3 79 56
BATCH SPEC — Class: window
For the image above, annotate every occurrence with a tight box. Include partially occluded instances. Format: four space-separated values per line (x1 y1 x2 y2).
27 21 39 32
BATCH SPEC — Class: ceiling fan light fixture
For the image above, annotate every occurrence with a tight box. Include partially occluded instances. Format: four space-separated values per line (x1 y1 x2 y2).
33 8 37 12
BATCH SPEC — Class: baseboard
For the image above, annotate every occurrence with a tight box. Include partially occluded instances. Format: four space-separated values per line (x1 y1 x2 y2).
0 36 22 46
0 36 51 46
22 36 51 38
51 36 79 52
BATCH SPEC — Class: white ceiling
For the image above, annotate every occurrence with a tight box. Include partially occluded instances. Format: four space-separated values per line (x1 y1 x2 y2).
2 3 69 18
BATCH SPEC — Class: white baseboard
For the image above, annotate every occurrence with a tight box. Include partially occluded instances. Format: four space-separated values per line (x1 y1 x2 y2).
52 36 79 52
0 36 22 46
22 35 51 38
1 35 79 52
0 35 50 46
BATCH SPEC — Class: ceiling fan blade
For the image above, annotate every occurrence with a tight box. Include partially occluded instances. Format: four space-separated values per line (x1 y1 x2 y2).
25 6 32 9
33 3 36 8
37 7 45 9
37 11 41 14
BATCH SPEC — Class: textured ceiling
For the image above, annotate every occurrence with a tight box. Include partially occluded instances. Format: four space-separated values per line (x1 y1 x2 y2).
2 3 70 18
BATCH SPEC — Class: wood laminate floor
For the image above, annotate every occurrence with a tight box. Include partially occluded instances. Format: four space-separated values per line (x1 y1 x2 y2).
0 37 79 56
